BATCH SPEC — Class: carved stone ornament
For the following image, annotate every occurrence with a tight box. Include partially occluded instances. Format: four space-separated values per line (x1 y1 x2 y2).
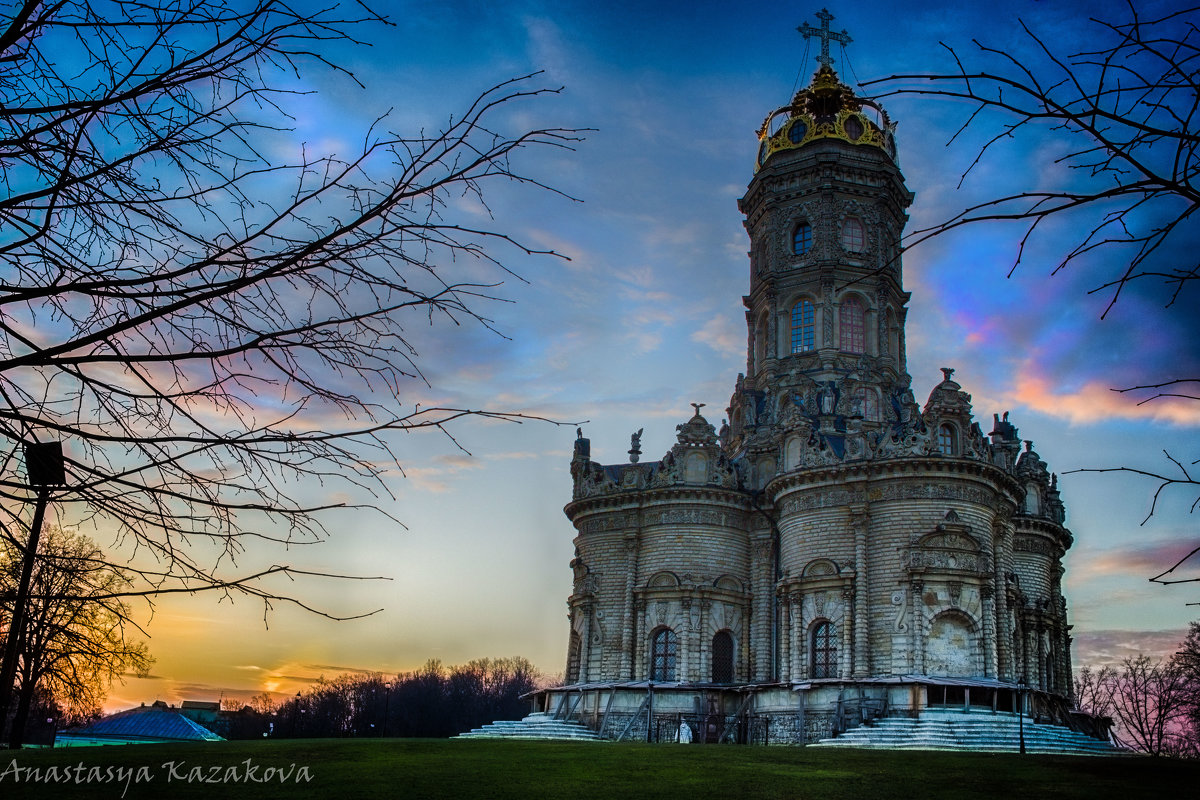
891 589 908 632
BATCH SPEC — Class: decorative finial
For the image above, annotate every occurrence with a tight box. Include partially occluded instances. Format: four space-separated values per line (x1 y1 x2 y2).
628 428 643 463
940 367 955 382
798 8 852 69
1024 440 1033 452
690 402 706 417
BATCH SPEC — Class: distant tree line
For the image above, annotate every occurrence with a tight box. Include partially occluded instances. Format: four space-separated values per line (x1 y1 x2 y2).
1075 622 1200 757
214 657 541 740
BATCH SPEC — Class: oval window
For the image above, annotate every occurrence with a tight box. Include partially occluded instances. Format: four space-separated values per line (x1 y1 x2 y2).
788 121 808 144
845 116 864 141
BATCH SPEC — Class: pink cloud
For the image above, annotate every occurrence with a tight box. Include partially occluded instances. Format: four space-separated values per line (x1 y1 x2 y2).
1072 539 1200 582
1007 372 1200 426
1073 629 1191 667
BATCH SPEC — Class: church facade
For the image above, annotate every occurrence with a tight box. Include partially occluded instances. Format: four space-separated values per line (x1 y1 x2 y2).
543 28 1076 745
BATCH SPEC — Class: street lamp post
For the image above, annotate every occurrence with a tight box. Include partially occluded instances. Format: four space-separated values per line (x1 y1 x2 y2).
290 692 302 738
0 441 65 746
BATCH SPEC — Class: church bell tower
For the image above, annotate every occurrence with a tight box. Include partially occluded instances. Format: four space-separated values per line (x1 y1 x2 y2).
726 16 916 485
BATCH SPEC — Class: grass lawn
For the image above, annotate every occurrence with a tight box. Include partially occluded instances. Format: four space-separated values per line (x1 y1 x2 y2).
0 738 1196 800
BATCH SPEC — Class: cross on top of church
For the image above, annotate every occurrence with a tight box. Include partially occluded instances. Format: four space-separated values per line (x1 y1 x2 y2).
797 8 852 68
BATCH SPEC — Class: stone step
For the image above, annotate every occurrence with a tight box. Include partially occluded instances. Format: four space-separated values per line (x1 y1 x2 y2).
811 711 1127 756
455 713 602 741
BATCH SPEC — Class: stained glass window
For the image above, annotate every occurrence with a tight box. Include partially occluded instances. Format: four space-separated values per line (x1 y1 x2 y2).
793 222 812 255
842 217 864 251
811 621 837 679
711 631 734 683
651 628 678 681
840 296 864 354
937 424 956 455
791 300 815 353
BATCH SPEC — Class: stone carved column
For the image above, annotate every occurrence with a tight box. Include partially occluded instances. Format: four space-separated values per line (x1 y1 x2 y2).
1036 623 1047 691
992 510 1014 680
1024 624 1034 687
766 289 778 360
778 589 791 682
1059 608 1073 697
821 281 835 349
750 536 774 681
621 532 639 680
791 592 804 681
565 606 577 682
840 587 854 679
875 290 887 360
580 600 594 684
633 599 648 680
1012 610 1025 684
851 508 870 677
680 597 693 681
739 605 752 684
981 586 997 679
910 579 924 674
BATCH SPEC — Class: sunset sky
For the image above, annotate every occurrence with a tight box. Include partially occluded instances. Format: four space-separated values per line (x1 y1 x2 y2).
96 0 1198 710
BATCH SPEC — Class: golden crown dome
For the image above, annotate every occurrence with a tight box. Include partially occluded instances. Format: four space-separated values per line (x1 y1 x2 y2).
755 65 896 170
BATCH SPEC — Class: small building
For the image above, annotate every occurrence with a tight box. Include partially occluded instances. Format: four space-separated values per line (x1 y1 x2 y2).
178 699 222 727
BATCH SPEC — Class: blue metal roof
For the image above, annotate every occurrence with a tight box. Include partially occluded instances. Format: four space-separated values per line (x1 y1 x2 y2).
59 704 223 743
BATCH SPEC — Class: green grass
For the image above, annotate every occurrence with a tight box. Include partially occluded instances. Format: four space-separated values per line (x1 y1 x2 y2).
0 738 1196 800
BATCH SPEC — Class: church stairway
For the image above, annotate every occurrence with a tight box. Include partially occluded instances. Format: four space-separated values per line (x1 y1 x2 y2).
455 711 602 741
811 708 1129 756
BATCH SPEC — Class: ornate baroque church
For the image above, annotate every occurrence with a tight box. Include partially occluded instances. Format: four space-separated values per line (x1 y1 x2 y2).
540 14 1082 745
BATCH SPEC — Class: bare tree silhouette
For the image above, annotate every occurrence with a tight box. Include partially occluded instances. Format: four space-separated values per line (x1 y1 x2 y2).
0 527 151 747
0 0 581 738
866 4 1199 582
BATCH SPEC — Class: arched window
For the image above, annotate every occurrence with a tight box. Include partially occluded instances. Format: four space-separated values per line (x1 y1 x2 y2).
937 424 957 455
566 630 582 684
811 621 837 679
650 628 678 681
1025 482 1041 514
840 296 865 354
842 217 865 251
791 300 815 353
792 222 812 255
711 631 734 683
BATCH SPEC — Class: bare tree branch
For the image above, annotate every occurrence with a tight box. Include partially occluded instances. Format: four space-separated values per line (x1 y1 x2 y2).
866 4 1200 590
866 5 1200 314
0 0 585 739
